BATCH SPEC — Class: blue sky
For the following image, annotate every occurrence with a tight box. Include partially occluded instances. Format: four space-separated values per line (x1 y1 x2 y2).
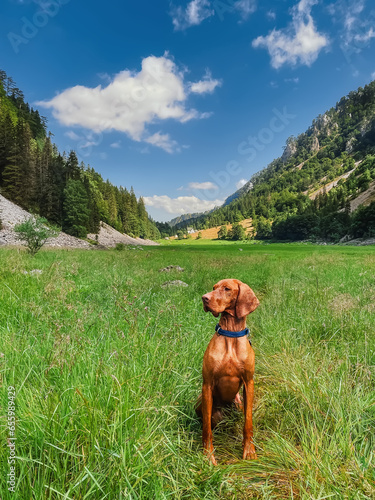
1 0 375 222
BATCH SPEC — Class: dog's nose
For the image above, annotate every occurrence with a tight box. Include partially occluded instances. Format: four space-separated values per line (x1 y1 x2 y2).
202 294 210 303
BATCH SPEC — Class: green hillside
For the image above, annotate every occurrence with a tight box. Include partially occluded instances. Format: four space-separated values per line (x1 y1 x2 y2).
0 70 160 240
161 80 375 242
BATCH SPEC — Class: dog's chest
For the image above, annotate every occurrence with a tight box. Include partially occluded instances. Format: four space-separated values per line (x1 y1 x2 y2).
206 338 249 377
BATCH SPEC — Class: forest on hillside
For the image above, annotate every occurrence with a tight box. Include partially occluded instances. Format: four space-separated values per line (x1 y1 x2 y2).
158 80 375 242
0 70 160 240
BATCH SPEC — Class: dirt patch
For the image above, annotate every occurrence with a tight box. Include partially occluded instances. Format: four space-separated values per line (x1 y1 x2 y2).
349 180 375 212
170 219 253 240
329 293 358 315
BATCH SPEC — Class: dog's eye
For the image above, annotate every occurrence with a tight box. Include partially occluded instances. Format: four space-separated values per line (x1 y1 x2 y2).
225 287 230 291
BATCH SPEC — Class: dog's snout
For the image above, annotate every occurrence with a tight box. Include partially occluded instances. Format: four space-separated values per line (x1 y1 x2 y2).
202 294 210 303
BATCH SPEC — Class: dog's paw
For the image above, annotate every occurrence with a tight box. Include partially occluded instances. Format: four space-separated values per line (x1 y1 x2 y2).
243 446 257 460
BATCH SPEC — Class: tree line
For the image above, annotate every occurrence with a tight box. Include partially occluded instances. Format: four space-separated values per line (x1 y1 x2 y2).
0 70 160 240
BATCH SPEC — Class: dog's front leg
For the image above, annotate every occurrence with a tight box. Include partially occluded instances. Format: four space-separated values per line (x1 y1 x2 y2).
242 378 257 460
202 383 217 465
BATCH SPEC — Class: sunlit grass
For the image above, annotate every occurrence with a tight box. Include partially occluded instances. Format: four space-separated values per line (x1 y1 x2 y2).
0 243 374 499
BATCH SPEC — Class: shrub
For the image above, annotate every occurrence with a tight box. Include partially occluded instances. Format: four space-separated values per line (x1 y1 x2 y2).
14 217 58 255
115 243 126 251
227 222 246 241
217 225 227 240
254 217 272 239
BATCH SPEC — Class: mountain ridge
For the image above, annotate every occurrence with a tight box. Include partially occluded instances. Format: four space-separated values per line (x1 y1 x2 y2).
158 79 375 240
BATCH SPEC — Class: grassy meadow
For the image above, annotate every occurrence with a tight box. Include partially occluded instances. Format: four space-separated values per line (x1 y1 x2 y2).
0 242 374 499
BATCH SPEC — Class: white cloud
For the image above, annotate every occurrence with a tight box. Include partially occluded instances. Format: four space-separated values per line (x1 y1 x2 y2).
171 0 256 30
236 178 248 189
172 0 214 31
110 141 121 148
97 72 111 83
190 71 222 94
143 194 224 214
285 77 300 83
371 71 375 80
234 0 257 20
328 0 374 58
188 181 218 190
38 54 219 152
266 10 276 21
353 27 375 43
252 0 328 69
144 132 179 154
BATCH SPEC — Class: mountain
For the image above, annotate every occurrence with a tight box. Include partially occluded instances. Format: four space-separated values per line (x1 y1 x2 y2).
0 70 160 241
160 79 375 241
167 210 212 227
222 180 253 207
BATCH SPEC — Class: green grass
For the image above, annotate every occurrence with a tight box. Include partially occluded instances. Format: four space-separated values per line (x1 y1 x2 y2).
0 243 374 499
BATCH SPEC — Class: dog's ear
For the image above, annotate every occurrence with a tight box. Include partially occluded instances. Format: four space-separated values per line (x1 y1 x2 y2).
235 281 259 318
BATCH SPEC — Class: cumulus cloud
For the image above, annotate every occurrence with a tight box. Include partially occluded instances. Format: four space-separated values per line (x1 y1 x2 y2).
143 194 224 214
252 0 328 69
110 141 121 148
189 71 222 94
172 0 214 31
38 55 220 153
188 181 218 190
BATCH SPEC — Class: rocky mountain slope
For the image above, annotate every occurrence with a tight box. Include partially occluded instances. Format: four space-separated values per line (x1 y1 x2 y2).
0 194 158 248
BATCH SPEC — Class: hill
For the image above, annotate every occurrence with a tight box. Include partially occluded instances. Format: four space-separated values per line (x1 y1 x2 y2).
168 218 253 240
0 70 160 241
161 79 375 242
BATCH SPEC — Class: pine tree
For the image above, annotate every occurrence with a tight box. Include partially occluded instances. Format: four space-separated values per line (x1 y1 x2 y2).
128 187 140 236
65 150 81 181
2 119 32 206
137 197 149 238
62 179 90 238
0 111 15 185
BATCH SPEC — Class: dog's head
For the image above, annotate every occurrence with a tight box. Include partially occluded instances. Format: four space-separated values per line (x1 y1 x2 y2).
202 279 259 319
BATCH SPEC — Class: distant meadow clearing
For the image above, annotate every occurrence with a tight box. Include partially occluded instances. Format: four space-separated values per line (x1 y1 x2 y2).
0 243 374 499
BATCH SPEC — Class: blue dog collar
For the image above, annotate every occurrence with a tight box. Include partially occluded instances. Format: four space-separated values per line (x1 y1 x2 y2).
215 323 250 339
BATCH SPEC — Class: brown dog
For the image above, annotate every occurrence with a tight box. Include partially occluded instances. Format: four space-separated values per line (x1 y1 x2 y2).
196 279 259 465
